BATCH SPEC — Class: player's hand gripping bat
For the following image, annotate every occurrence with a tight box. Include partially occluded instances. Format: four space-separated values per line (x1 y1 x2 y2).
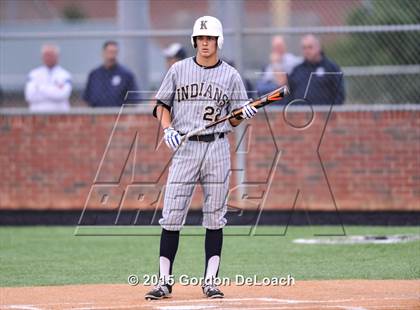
183 85 290 140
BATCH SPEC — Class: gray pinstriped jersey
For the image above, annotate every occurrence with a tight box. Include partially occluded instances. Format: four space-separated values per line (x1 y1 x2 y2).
155 57 249 135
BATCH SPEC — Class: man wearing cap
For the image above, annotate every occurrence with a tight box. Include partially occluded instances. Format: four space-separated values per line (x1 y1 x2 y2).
163 43 187 69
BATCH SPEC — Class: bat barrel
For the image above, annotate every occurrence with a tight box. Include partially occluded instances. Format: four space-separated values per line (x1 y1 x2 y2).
254 85 290 109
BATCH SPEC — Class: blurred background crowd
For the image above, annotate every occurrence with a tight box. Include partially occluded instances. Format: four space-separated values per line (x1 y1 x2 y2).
0 0 419 109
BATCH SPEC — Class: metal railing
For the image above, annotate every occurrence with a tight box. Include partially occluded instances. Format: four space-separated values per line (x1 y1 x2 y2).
1 2 419 106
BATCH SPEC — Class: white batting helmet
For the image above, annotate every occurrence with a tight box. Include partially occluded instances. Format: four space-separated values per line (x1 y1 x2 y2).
191 16 224 50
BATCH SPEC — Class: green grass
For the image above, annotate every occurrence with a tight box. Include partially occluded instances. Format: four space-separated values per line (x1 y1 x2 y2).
0 226 419 287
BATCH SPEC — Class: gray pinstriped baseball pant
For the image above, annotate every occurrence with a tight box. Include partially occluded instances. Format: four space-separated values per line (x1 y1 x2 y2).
159 135 230 231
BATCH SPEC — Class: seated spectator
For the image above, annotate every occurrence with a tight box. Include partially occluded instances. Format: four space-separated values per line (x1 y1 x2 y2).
25 44 72 112
163 43 187 69
288 34 345 105
83 41 139 107
256 35 302 97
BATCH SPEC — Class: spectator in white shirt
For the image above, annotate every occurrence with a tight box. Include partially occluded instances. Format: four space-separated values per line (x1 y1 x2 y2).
25 44 72 112
256 36 302 97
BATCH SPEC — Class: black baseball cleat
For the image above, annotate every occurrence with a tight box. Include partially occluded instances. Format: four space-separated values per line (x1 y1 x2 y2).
202 285 224 299
145 284 172 300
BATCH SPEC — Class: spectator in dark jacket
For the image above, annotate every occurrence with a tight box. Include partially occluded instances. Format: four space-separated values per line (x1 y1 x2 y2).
0 85 3 106
288 34 345 105
84 41 139 107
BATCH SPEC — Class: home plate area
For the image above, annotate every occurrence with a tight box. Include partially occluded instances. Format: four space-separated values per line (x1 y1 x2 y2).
1 280 419 310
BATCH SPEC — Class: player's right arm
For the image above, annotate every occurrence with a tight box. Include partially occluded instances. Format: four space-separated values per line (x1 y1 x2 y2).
153 65 181 151
155 102 181 151
155 103 172 130
153 64 176 123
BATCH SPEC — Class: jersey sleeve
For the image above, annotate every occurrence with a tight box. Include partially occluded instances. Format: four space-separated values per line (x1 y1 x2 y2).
229 72 249 112
155 65 176 107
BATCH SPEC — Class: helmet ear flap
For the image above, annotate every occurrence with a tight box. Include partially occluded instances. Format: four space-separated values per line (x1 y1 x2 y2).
191 36 197 48
217 36 223 50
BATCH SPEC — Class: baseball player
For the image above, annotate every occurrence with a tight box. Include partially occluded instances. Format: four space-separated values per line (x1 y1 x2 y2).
145 16 258 300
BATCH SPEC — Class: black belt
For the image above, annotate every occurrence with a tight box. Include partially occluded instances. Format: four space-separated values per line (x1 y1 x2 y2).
188 132 225 142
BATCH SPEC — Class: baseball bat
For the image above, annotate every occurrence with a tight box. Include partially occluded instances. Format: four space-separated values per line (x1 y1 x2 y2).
184 85 290 139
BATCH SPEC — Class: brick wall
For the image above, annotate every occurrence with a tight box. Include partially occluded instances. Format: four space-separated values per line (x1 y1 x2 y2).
0 106 419 211
242 107 419 211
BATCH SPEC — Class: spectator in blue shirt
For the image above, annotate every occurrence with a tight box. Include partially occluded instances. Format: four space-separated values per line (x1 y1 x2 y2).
83 41 139 107
288 35 345 105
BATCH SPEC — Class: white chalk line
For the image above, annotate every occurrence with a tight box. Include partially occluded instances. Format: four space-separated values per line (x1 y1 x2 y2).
153 297 329 304
63 306 137 310
158 307 351 310
159 307 319 310
1 302 93 307
157 306 417 310
327 307 418 310
69 307 140 310
1 306 43 310
156 306 217 310
2 295 419 310
151 296 420 310
218 305 352 310
152 296 418 305
0 303 94 310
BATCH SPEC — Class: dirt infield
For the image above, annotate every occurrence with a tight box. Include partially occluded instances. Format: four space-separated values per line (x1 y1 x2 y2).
1 280 419 310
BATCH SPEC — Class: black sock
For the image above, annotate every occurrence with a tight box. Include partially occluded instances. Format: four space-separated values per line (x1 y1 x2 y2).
204 228 223 282
159 228 180 290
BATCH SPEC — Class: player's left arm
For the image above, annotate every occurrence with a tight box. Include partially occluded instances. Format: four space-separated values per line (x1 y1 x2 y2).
229 73 257 127
229 103 257 126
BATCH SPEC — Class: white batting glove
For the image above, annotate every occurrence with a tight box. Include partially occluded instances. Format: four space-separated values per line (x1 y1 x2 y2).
163 127 181 151
242 103 258 119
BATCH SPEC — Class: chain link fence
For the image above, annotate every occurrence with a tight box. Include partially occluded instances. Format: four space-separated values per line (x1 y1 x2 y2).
0 0 419 108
